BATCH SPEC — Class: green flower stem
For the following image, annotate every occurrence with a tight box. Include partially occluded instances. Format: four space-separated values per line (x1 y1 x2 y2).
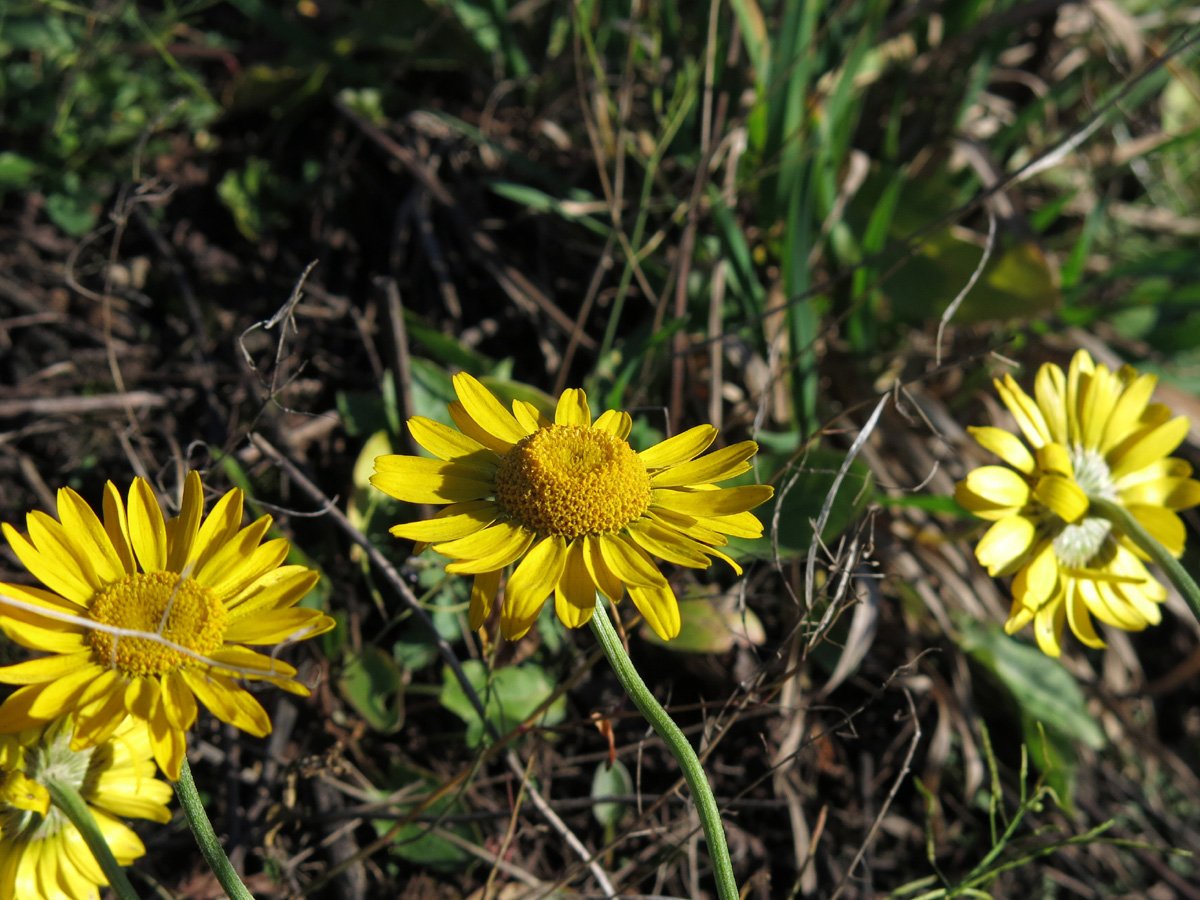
45 778 140 900
175 757 254 900
1089 495 1200 624
588 598 738 900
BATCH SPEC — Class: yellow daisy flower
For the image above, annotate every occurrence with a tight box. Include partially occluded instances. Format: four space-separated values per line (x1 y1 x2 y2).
956 349 1200 656
371 373 774 641
0 715 173 899
0 472 336 780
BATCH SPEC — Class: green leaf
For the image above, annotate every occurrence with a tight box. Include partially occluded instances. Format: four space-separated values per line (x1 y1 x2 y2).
960 619 1104 751
45 190 99 236
728 442 872 561
372 770 474 869
0 152 37 188
591 759 633 829
339 645 405 733
1022 715 1078 813
438 660 567 748
641 597 765 654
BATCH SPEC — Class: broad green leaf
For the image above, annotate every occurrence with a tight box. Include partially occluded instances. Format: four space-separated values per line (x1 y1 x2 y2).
0 152 37 188
371 771 474 869
339 644 405 733
641 597 765 654
439 660 567 748
591 759 633 829
960 619 1104 751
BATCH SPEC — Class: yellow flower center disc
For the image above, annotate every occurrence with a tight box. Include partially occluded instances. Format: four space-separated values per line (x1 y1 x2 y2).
494 425 651 539
88 572 228 677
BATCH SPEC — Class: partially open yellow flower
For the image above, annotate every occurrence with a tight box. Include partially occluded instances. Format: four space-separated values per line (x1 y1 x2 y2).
0 472 336 779
0 715 172 898
371 373 773 641
956 350 1200 656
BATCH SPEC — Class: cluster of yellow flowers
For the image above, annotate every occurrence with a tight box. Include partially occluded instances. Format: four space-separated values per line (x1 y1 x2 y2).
956 350 1200 656
0 356 1195 896
0 375 774 896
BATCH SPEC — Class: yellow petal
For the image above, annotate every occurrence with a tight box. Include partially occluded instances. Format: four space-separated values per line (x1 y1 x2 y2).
639 425 717 469
193 516 273 589
995 374 1051 449
1102 371 1157 452
968 426 1034 475
441 522 536 575
500 536 567 640
1109 416 1191 480
1064 350 1095 445
226 565 321 615
209 646 298 680
161 668 199 731
166 471 204 573
388 501 498 543
593 409 632 440
408 416 499 465
1114 577 1162 626
1064 583 1105 648
651 441 757 488
0 651 96 685
1033 474 1088 524
147 704 186 780
57 487 125 583
553 540 596 629
554 388 591 426
582 534 624 603
27 665 97 719
597 533 665 587
1077 576 1142 630
1012 540 1058 608
651 485 774 517
207 537 291 601
511 399 549 434
71 682 130 748
469 570 501 630
554 589 596 629
975 516 1036 575
955 466 1031 514
452 372 528 445
687 510 764 540
2 523 92 605
371 456 495 504
1033 596 1065 657
185 486 244 574
128 478 168 573
1033 362 1068 444
184 670 270 736
1034 443 1074 479
1079 360 1117 449
1127 504 1186 557
449 401 515 452
102 481 136 574
0 683 48 731
629 581 680 640
225 607 329 643
626 519 712 569
1118 476 1200 510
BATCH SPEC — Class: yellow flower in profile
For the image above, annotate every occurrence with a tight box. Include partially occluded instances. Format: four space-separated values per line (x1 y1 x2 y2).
0 472 336 780
956 349 1200 656
0 715 172 898
371 373 773 641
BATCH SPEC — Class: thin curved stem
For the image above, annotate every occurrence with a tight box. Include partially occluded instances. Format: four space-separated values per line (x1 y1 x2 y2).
174 757 254 900
588 597 738 900
1089 495 1200 624
45 778 140 900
